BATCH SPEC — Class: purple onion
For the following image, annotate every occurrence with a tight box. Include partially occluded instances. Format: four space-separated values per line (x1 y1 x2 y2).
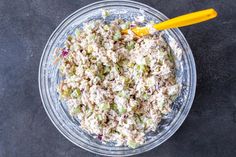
98 134 103 140
62 50 69 57
155 85 159 90
130 24 136 28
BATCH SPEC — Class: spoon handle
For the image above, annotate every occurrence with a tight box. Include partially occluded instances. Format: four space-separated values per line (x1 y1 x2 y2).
154 8 218 30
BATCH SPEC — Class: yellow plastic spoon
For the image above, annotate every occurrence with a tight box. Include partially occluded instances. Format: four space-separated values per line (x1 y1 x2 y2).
122 8 218 36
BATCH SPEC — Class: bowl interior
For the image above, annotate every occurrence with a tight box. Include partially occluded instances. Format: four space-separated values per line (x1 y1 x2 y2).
39 1 196 156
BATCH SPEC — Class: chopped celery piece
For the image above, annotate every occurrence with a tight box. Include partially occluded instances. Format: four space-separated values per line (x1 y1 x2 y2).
118 105 127 114
104 25 109 31
126 41 135 51
69 65 76 76
72 43 79 52
128 62 135 68
158 50 165 59
143 93 149 100
168 51 174 62
118 91 125 97
87 45 93 54
137 64 146 72
118 90 130 98
120 24 127 30
91 56 97 60
71 106 81 115
146 119 153 126
111 103 118 111
157 98 165 108
124 78 131 87
113 31 121 41
67 35 73 41
102 9 109 18
89 34 96 40
103 66 111 74
99 103 110 111
71 89 81 98
97 114 103 121
150 20 155 24
114 64 120 72
59 64 65 72
119 76 126 83
125 21 131 27
120 21 131 30
62 88 72 97
75 28 81 38
127 140 138 148
97 73 105 80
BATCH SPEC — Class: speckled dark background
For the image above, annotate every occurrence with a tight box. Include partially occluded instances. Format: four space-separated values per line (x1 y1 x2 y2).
0 0 236 157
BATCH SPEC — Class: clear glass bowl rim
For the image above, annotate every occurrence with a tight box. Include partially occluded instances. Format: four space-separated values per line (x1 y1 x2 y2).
38 0 196 156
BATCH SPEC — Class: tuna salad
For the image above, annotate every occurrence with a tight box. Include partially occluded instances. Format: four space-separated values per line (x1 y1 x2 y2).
56 18 180 148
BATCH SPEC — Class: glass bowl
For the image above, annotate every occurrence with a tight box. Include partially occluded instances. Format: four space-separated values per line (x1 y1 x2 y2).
38 0 196 156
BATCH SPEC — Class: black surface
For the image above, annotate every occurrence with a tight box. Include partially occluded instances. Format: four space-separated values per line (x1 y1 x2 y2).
0 0 236 157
